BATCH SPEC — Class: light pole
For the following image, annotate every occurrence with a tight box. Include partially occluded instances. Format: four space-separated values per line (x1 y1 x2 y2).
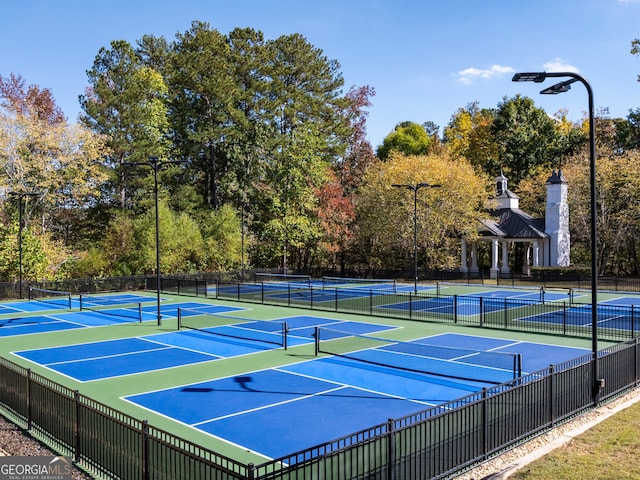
512 71 602 402
8 191 39 298
391 182 441 293
124 156 187 325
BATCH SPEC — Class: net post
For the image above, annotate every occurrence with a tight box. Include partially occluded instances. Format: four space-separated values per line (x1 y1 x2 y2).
314 327 320 356
28 287 33 301
454 295 458 323
138 303 142 323
177 308 182 330
515 353 522 379
283 322 288 350
66 293 72 310
79 294 84 311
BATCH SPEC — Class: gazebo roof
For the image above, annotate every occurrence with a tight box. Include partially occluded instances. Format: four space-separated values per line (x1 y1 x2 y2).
482 207 548 239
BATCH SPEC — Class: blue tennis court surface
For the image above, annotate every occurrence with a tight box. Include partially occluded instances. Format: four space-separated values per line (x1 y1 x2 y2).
0 300 238 338
125 332 587 461
13 315 394 382
0 293 155 314
519 301 640 331
380 289 571 316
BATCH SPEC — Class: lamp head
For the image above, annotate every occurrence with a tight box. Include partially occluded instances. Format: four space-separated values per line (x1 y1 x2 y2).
540 78 578 95
512 72 546 83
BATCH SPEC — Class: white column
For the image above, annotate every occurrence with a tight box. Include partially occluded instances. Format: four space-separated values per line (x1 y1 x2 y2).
470 243 479 273
523 244 531 275
490 239 499 279
460 238 468 272
533 240 540 267
501 241 510 273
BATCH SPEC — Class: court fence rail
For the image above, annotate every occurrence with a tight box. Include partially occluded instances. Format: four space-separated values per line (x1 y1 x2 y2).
214 282 640 344
1 337 639 479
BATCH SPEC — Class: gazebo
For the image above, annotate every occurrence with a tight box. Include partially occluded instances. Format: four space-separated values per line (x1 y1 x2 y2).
460 170 570 279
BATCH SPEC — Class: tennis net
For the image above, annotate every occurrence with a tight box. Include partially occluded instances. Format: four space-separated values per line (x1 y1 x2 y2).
322 276 397 292
314 326 521 385
436 282 544 302
79 294 143 322
254 273 312 287
28 287 72 309
177 307 288 349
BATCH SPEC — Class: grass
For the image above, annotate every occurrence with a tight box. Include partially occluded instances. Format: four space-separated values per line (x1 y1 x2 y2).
510 398 640 479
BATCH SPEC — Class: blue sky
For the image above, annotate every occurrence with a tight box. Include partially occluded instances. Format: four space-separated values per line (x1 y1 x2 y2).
1 0 639 148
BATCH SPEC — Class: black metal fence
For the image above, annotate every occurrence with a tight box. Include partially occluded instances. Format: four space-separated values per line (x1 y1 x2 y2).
214 283 640 343
1 338 639 479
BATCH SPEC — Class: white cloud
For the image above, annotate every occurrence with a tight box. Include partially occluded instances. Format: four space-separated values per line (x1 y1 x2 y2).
457 64 515 85
543 58 580 73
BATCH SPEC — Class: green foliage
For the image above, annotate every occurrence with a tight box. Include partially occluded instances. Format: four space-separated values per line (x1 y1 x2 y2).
444 102 500 174
4 28 640 281
492 95 560 184
0 222 18 280
377 121 432 160
75 201 242 277
356 152 490 271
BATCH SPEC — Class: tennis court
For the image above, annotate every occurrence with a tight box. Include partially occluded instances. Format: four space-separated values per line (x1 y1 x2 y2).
376 286 573 317
125 331 588 461
12 315 395 382
0 293 161 336
519 297 640 331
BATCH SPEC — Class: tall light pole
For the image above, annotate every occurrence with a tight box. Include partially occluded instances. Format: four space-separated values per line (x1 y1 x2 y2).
512 71 602 402
8 191 39 298
391 182 441 293
124 156 187 325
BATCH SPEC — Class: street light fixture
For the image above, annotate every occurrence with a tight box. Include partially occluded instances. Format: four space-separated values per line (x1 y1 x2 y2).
391 182 441 293
513 71 602 402
8 191 39 298
124 156 187 325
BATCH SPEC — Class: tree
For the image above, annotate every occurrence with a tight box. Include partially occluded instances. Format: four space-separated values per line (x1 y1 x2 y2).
376 121 432 160
443 102 500 174
315 168 356 273
355 152 490 271
334 85 376 195
615 108 640 152
0 73 109 242
561 150 640 275
491 95 560 185
167 22 239 210
80 39 170 209
250 32 348 270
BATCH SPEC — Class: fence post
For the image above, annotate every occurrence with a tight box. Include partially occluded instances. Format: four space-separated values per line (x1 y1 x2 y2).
26 368 32 431
247 463 256 480
142 420 150 480
454 295 458 324
387 418 395 480
549 364 555 427
74 390 80 463
635 337 639 386
504 297 508 328
482 388 488 460
369 290 373 315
